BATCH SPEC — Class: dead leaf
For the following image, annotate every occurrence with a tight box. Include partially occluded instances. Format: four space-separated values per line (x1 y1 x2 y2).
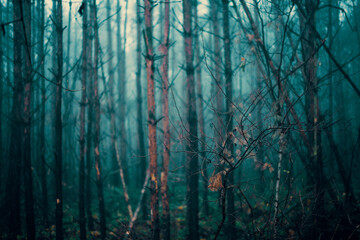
208 172 224 191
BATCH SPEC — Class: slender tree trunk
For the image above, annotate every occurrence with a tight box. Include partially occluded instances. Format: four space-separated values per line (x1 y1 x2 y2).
38 0 49 228
160 1 171 239
136 0 148 220
222 1 236 239
62 0 73 192
22 1 36 239
118 0 128 185
299 1 326 238
107 0 120 187
272 1 286 237
194 0 209 218
92 1 106 238
79 1 88 239
86 1 95 230
0 0 3 182
5 1 23 237
54 0 64 238
328 0 334 137
211 0 223 154
253 7 265 193
144 0 160 238
183 0 199 239
66 1 72 87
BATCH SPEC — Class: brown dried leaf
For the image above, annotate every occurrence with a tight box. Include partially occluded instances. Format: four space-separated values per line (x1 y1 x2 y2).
208 172 224 191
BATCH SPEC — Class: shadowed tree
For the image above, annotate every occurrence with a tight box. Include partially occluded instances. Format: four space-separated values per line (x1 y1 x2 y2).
53 0 64 238
5 1 23 237
23 0 36 239
136 0 148 220
85 0 95 231
183 0 199 239
92 0 106 238
222 0 236 239
107 0 120 187
37 0 49 229
194 0 209 218
79 1 88 239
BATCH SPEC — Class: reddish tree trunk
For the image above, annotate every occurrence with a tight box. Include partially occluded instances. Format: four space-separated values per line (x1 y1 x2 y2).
144 0 160 238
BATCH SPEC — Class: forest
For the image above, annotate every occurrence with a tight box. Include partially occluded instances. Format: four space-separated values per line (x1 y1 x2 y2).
1 0 360 239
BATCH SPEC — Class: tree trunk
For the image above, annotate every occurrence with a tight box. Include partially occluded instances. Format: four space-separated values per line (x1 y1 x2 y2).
211 0 224 156
118 0 128 185
22 0 36 239
298 1 326 238
160 1 171 239
5 1 23 237
0 0 3 184
253 8 265 193
54 0 64 238
38 0 49 229
62 0 74 194
92 1 106 238
86 0 95 229
136 0 148 220
183 0 199 239
107 0 120 187
79 1 88 239
222 1 236 239
194 0 209 218
144 0 160 238
272 1 286 236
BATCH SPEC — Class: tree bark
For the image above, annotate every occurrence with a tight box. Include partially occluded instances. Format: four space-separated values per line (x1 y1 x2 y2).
92 1 107 238
298 1 326 238
38 0 49 229
0 0 3 183
118 0 128 185
5 1 23 237
160 1 171 239
271 1 286 237
107 0 120 187
194 0 209 218
183 0 199 239
144 0 160 238
22 0 36 239
54 0 64 238
79 1 88 239
211 0 224 156
222 1 236 239
86 0 95 230
136 0 148 220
